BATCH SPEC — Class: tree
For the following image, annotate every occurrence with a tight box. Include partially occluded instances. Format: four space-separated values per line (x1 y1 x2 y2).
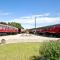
8 22 24 29
0 22 7 25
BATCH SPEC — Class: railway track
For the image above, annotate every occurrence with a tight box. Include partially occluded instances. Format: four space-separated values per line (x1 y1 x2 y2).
0 34 60 44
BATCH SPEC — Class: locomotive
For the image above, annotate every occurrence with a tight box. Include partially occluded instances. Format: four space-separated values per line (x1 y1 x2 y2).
0 24 21 35
28 24 60 37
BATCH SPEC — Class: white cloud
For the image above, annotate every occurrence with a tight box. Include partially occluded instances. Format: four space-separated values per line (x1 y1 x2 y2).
11 18 34 24
3 13 60 29
37 17 60 23
32 13 50 18
10 16 60 29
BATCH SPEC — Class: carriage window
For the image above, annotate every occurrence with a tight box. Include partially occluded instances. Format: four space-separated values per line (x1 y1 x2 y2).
53 26 55 28
0 26 2 29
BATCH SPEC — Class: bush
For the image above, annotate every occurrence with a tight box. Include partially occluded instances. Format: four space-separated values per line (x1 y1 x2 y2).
39 41 60 60
30 41 60 60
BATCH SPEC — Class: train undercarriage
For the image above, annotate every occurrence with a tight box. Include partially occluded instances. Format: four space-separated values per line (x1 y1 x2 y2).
0 32 18 36
36 32 60 38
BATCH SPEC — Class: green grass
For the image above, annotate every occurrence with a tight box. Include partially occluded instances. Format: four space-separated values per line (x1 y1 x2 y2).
0 43 41 60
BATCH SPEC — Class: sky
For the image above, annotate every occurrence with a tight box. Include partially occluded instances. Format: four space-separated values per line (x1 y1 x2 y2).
0 0 60 29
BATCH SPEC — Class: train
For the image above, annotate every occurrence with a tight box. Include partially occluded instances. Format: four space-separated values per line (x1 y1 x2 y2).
0 24 21 35
28 24 60 37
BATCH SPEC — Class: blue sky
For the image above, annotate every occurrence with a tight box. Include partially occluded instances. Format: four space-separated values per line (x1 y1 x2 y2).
0 0 60 29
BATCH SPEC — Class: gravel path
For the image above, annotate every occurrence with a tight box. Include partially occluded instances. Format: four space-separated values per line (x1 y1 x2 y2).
0 34 60 44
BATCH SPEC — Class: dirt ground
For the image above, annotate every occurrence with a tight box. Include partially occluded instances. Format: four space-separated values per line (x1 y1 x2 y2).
0 33 60 44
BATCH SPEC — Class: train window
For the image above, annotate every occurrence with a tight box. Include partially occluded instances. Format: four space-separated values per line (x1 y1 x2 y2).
57 25 60 28
9 26 12 30
53 26 55 28
2 26 6 30
0 26 2 29
8 26 11 29
40 29 42 31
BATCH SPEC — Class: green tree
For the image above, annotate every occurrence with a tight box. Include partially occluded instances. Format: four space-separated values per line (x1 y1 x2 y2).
8 22 24 29
0 22 7 25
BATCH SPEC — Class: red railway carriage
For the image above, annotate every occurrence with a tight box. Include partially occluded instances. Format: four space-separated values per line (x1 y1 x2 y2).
46 24 60 36
29 24 60 37
38 24 60 36
0 24 19 35
36 27 47 34
47 24 60 33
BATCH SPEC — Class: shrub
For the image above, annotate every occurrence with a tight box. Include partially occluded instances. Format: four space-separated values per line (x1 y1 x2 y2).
30 40 60 60
39 41 60 60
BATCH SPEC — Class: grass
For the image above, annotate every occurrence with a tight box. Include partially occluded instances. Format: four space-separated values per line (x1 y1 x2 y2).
0 43 41 60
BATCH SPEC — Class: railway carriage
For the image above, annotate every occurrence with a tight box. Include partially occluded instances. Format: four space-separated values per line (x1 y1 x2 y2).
46 24 60 36
29 24 60 37
0 24 20 35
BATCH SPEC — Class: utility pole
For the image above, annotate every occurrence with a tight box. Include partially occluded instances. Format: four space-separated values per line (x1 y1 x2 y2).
34 17 36 34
